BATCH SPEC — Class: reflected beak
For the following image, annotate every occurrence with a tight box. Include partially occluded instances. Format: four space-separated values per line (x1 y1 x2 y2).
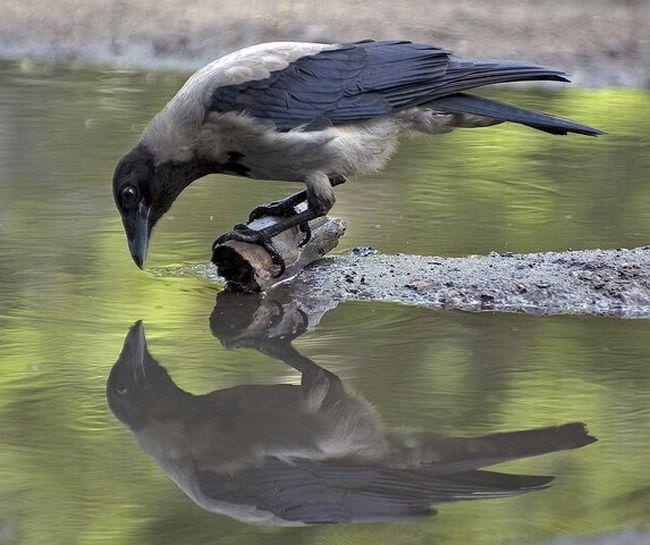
127 320 146 352
125 202 151 269
124 320 147 380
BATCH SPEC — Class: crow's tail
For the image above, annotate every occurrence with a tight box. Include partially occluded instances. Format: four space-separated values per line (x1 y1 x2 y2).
431 92 605 136
386 422 597 474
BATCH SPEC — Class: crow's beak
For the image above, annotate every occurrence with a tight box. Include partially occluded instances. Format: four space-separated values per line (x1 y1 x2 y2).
124 320 147 381
127 320 146 352
125 202 151 269
106 320 151 424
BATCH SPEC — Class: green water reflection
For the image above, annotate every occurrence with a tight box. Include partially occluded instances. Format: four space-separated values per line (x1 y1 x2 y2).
0 61 649 544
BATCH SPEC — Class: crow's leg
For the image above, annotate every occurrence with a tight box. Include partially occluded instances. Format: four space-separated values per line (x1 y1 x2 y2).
214 207 327 276
259 339 343 410
248 190 307 223
248 191 314 248
248 174 347 224
216 174 342 277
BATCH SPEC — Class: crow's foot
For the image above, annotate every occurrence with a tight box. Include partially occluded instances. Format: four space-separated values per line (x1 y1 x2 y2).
213 224 286 276
248 200 301 223
249 201 311 247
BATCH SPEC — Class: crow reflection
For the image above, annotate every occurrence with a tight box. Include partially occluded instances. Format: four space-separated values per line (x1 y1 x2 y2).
107 297 596 526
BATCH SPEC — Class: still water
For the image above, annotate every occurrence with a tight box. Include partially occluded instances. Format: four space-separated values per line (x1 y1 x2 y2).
0 60 649 544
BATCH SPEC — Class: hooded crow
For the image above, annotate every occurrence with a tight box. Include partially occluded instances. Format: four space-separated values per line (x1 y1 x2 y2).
112 40 603 272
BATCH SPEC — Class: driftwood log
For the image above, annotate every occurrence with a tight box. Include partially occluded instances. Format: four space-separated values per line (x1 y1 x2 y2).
212 204 346 292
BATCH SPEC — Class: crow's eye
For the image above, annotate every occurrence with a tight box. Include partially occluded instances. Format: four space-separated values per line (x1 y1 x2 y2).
116 384 129 395
121 185 138 205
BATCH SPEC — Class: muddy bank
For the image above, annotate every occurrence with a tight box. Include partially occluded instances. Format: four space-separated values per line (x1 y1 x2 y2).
2 0 649 87
225 245 650 319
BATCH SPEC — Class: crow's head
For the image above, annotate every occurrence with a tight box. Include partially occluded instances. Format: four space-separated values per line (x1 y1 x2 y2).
107 321 183 430
112 145 199 268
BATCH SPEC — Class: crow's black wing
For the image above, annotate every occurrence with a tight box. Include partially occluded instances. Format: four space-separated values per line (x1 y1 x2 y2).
197 458 552 524
210 40 570 131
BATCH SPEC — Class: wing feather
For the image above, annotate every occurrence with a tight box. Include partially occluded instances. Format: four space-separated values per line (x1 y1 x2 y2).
197 458 552 524
210 40 571 131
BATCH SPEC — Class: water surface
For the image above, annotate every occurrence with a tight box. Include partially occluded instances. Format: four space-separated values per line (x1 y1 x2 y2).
0 61 649 545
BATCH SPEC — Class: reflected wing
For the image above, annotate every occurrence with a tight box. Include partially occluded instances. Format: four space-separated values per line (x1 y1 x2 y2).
197 458 552 524
210 40 569 131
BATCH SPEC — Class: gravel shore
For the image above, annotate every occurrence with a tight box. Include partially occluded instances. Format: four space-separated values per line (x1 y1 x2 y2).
259 245 650 318
2 0 649 87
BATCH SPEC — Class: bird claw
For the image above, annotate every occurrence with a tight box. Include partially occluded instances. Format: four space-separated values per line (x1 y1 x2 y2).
213 224 286 277
250 204 311 248
248 201 298 223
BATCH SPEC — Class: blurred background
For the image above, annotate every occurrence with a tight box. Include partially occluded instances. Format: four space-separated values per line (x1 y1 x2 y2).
0 2 649 545
1 0 649 86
